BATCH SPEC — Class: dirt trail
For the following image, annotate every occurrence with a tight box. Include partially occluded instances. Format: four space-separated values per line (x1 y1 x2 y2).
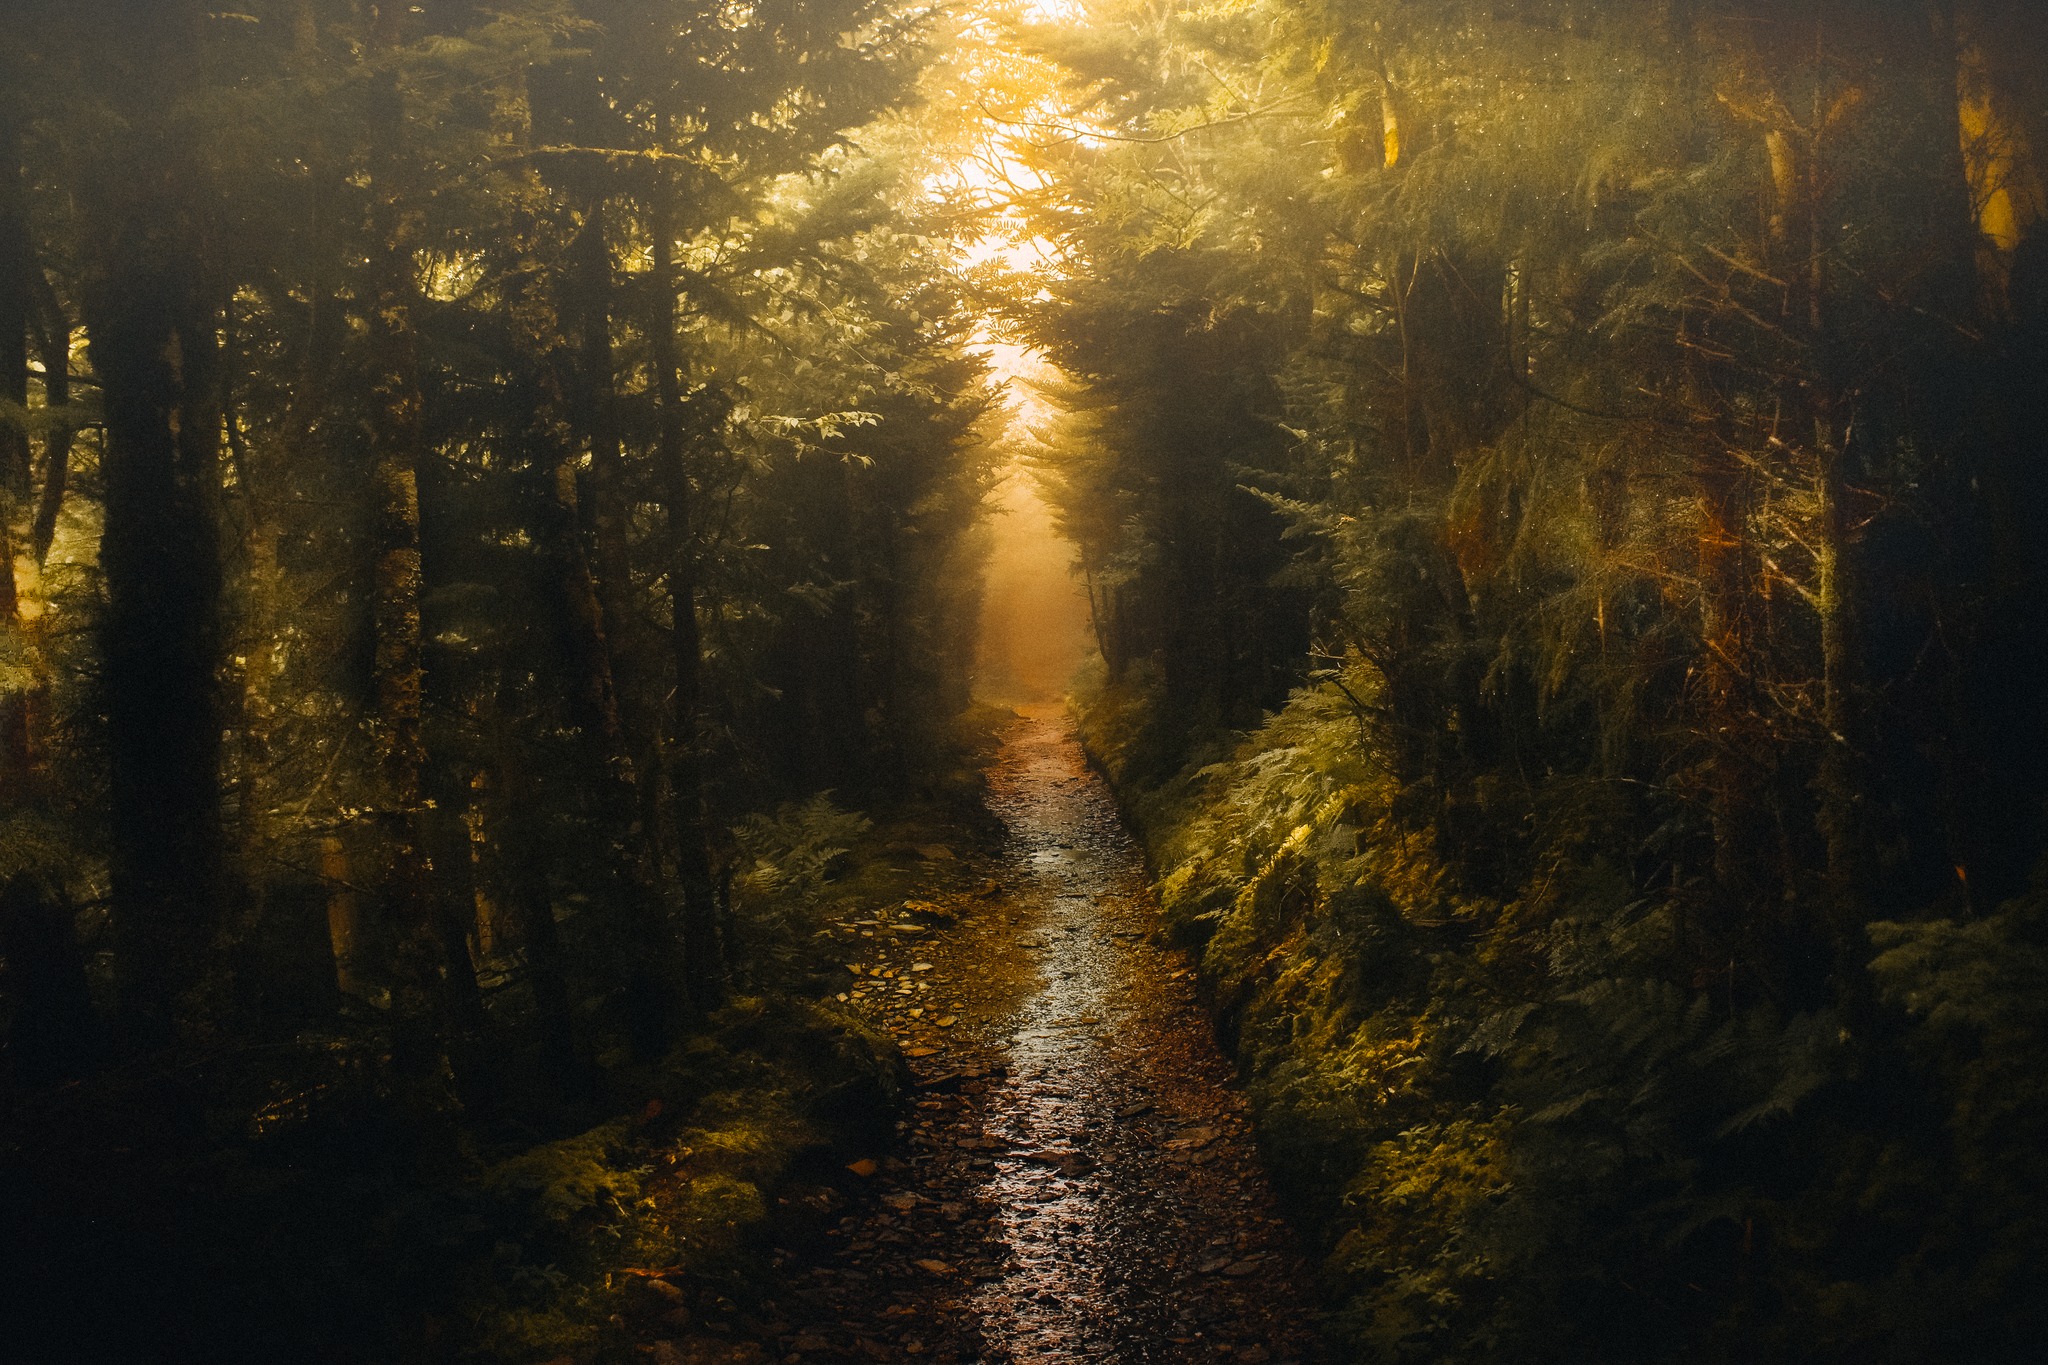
762 707 1324 1363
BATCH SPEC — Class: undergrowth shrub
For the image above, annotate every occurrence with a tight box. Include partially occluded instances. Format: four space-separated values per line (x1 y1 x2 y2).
1079 668 2048 1364
466 995 905 1359
730 794 875 980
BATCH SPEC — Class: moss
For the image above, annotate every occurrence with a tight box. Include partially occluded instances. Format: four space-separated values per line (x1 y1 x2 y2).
454 994 906 1361
483 1121 645 1226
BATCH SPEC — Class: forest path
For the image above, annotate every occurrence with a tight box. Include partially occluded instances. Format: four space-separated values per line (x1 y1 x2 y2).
758 706 1324 1363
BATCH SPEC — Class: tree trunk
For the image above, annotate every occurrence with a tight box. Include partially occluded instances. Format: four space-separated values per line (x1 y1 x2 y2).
1812 417 1861 916
1697 454 1771 916
1799 91 1869 960
85 257 227 1043
320 836 363 999
478 685 589 1097
648 168 724 1014
506 181 682 1055
28 265 71 567
1954 2 2045 311
363 41 483 1062
0 93 27 498
546 62 673 892
570 202 673 845
526 61 685 1052
570 198 645 703
70 0 231 1044
1 93 31 790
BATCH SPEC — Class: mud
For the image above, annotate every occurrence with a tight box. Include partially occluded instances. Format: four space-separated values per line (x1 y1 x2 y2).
756 707 1325 1363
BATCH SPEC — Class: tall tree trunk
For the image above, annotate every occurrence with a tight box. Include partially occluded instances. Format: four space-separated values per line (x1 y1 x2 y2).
478 687 589 1099
0 94 27 497
85 251 227 1043
28 265 71 567
528 63 686 1053
648 167 724 1013
73 1 232 1044
1799 84 1870 963
321 836 363 998
1954 1 2045 312
1 93 32 790
1697 454 1771 917
567 196 639 672
569 198 663 794
1811 414 1861 923
363 35 483 1065
503 149 681 1055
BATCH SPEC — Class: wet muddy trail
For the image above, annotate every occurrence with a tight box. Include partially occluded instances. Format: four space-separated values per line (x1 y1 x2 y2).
759 707 1325 1363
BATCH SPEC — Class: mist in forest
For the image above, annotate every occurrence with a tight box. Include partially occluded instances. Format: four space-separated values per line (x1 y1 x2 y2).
976 465 1094 704
7 0 2048 1362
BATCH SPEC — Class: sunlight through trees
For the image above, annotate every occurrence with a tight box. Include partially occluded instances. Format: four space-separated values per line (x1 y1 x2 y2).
3 2 2047 1361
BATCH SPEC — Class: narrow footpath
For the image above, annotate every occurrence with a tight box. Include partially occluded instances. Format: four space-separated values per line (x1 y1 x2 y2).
761 706 1325 1363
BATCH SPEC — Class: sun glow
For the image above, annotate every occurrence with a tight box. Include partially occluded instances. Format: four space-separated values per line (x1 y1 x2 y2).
924 2 1097 699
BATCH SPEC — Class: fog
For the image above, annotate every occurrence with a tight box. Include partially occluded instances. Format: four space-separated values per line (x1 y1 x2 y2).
976 463 1095 704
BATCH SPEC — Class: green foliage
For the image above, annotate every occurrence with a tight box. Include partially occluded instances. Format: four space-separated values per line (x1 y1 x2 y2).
1084 663 2048 1362
1043 1 2048 1354
736 795 876 905
731 793 875 971
0 0 991 1355
461 994 904 1359
483 1120 647 1226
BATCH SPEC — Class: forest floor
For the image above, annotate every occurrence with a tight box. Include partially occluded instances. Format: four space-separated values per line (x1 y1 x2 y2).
703 705 1326 1365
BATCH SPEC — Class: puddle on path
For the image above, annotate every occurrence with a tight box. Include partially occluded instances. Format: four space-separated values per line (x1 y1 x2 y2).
762 707 1324 1364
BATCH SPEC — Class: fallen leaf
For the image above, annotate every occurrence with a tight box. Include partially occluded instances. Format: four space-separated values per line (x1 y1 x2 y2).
937 1016 957 1027
914 1258 953 1275
845 1158 879 1178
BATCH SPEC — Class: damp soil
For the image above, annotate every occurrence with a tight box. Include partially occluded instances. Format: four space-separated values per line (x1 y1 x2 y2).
741 706 1326 1364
